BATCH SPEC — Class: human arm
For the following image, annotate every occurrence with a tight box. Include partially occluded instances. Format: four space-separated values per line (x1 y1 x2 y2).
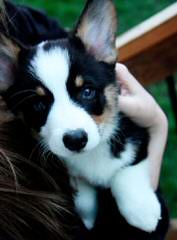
116 63 168 190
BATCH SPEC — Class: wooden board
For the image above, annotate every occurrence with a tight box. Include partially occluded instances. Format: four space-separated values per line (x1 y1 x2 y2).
166 219 177 240
116 3 177 85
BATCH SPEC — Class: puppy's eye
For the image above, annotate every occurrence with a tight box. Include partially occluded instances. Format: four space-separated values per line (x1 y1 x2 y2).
33 101 46 112
81 87 96 100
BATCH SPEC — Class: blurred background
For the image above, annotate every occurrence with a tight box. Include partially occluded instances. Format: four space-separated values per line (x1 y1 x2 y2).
14 0 177 219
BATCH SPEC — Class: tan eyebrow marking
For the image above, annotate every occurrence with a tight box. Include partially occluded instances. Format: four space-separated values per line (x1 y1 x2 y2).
75 76 84 87
36 87 46 96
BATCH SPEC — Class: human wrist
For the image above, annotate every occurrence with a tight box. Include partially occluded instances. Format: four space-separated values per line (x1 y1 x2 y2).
149 106 168 139
147 108 168 190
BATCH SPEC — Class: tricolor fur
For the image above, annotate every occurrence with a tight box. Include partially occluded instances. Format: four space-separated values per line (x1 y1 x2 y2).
0 0 168 239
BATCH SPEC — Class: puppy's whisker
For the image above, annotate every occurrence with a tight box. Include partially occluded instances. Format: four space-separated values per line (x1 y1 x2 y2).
11 94 36 110
34 139 49 166
28 140 43 162
10 89 37 99
44 150 53 166
29 139 50 166
110 133 124 146
40 145 48 164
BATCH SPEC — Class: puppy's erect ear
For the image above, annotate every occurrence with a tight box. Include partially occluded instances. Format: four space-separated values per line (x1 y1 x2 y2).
75 0 117 63
0 35 21 92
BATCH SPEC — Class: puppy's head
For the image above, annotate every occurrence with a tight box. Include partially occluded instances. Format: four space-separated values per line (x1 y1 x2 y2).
0 0 118 159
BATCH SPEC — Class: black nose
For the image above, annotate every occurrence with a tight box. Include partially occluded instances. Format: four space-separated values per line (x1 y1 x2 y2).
63 129 88 152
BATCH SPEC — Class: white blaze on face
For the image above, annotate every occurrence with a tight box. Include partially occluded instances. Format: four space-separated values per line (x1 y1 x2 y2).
31 43 100 158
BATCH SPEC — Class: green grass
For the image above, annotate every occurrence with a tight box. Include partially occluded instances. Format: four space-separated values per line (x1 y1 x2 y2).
149 80 177 218
15 0 176 33
15 0 177 218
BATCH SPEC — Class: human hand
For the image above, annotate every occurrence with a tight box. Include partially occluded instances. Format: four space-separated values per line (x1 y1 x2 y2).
116 63 168 190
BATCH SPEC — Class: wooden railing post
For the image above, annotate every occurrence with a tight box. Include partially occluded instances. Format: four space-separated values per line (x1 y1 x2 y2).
116 2 177 86
166 220 177 240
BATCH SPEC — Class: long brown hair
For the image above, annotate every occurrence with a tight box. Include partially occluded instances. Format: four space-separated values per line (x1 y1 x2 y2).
0 101 79 240
0 0 7 32
0 1 80 239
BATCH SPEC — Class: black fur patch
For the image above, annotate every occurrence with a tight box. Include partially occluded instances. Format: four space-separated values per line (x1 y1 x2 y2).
110 113 149 163
66 37 116 116
3 48 54 131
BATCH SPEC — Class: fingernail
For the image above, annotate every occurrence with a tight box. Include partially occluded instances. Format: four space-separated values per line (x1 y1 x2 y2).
116 63 119 70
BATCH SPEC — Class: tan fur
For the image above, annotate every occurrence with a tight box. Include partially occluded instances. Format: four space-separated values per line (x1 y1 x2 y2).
36 86 46 97
92 84 118 125
75 76 84 88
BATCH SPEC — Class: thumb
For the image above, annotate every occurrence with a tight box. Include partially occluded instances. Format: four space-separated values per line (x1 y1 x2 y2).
116 63 142 95
118 95 137 117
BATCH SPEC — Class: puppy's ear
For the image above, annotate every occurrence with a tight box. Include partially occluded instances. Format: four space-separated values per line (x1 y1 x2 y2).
0 35 21 92
75 0 117 64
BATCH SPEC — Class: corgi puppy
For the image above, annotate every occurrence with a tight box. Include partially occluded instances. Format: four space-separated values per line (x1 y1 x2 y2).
0 0 168 236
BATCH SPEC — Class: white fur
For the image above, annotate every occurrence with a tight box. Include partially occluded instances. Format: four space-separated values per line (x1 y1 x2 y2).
72 178 97 229
66 142 137 187
31 43 100 158
111 160 161 232
31 42 70 92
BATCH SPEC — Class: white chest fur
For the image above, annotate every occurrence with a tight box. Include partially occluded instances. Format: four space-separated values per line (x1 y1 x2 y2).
64 141 136 187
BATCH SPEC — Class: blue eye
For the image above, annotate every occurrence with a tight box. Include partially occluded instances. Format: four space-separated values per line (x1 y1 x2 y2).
81 88 96 100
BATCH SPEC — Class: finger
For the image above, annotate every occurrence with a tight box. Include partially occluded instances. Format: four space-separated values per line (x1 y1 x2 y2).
116 63 143 94
118 95 137 117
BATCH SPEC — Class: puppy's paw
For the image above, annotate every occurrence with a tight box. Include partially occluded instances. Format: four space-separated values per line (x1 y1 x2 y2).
83 217 95 230
111 160 162 232
119 192 161 232
73 179 97 230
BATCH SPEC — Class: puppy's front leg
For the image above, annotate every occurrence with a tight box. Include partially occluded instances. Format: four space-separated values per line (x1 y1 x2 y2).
111 160 161 232
72 178 98 230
